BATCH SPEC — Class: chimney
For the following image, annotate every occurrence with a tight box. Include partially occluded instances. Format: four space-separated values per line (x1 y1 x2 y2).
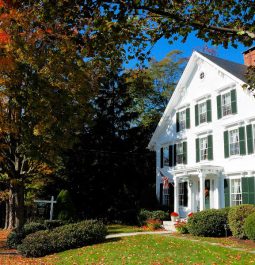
243 47 255 66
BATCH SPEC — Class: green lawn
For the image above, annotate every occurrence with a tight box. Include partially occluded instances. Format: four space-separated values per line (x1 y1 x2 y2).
107 224 144 234
52 234 255 265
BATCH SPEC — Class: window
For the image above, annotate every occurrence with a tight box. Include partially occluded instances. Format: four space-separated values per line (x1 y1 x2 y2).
200 72 205 79
195 99 211 126
229 129 240 156
179 182 188 207
222 92 232 116
163 188 169 206
179 110 186 131
176 143 184 164
200 137 208 160
163 147 169 167
176 108 190 132
198 102 207 124
217 89 237 119
253 124 255 151
231 179 242 206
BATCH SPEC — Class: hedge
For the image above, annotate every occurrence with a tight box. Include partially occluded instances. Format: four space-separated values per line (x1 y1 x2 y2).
187 209 229 237
18 220 107 257
244 212 255 241
7 222 47 248
228 204 255 239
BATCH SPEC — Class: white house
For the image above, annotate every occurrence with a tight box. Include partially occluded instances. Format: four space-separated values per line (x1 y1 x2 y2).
148 47 255 218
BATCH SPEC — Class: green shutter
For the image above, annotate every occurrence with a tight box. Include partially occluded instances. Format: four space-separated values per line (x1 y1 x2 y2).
231 89 237 114
217 95 222 119
224 131 229 158
186 108 190 129
160 183 163 205
242 177 255 204
160 148 163 168
224 179 230 207
196 138 200 162
169 145 173 167
239 126 246 155
173 144 177 166
195 104 199 126
176 112 180 132
206 99 212 122
208 135 213 160
246 124 254 154
183 142 187 164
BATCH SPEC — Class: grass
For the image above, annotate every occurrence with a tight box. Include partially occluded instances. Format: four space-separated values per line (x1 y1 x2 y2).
50 234 255 265
107 224 144 234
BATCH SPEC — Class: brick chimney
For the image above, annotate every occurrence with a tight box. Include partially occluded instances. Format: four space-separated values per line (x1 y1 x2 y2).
243 47 255 66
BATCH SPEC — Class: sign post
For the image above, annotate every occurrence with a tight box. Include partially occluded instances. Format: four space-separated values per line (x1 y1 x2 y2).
34 196 57 220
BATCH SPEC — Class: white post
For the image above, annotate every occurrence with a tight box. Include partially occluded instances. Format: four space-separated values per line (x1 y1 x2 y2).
174 176 179 213
50 196 54 221
214 177 220 209
199 171 205 211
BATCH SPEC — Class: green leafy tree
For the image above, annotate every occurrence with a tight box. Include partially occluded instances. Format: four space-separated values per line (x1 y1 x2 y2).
127 50 186 128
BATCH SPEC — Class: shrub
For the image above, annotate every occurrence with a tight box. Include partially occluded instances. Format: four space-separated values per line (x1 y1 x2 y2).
228 204 255 239
175 221 189 234
137 209 168 226
6 222 47 248
244 212 255 240
44 220 64 230
146 219 162 230
187 209 229 237
18 220 107 257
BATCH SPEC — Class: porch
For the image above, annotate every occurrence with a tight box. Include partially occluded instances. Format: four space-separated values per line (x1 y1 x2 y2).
173 165 224 217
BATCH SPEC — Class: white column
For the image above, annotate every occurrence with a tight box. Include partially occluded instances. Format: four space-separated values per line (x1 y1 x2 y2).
220 172 225 208
174 176 179 213
188 180 192 211
199 171 205 211
156 147 161 201
214 177 220 209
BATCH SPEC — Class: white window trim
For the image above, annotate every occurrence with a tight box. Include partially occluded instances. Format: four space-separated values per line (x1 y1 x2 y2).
198 101 207 124
200 136 208 161
163 146 169 167
221 91 232 117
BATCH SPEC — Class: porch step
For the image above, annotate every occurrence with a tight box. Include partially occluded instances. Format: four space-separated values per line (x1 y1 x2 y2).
162 221 177 232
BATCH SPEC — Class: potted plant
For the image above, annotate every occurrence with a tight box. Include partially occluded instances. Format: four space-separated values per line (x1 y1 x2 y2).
170 212 179 222
187 212 193 218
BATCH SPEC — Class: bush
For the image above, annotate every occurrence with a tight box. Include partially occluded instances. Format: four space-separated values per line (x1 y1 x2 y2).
146 219 162 230
187 209 229 237
44 220 64 230
175 221 189 234
228 204 255 239
244 212 255 240
6 222 47 248
18 220 107 257
137 209 168 226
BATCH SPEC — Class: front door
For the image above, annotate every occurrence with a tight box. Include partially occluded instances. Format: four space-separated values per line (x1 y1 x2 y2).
205 179 210 209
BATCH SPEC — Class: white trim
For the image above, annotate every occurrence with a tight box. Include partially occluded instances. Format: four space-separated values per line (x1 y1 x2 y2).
195 93 211 103
216 82 236 94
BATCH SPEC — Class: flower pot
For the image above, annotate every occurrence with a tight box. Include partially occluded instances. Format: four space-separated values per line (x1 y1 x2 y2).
171 216 178 222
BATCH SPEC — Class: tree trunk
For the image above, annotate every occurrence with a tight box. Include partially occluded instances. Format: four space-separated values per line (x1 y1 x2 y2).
8 190 15 229
14 182 25 230
4 200 9 230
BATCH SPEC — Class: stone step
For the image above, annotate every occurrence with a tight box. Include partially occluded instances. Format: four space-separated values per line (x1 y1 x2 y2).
162 221 177 232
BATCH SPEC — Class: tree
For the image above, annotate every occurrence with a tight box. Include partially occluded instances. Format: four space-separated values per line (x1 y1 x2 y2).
0 1 96 229
126 50 186 128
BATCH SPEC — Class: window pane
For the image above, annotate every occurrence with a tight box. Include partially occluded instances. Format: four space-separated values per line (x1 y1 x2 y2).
230 179 242 206
200 137 208 160
199 102 207 124
176 143 183 164
163 147 169 166
222 92 232 116
179 110 186 131
229 129 240 156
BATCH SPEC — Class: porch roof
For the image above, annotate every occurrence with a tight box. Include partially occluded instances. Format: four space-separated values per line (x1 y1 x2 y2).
172 164 224 178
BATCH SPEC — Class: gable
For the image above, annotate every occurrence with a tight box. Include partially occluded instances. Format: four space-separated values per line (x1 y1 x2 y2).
148 51 249 150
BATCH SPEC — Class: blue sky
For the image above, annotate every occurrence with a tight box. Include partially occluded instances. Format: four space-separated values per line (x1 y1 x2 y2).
126 32 251 68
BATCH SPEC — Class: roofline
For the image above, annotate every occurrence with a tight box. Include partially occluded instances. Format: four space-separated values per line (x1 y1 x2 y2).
147 51 247 151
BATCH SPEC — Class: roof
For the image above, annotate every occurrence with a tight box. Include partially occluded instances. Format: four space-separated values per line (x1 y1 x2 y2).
198 52 247 83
